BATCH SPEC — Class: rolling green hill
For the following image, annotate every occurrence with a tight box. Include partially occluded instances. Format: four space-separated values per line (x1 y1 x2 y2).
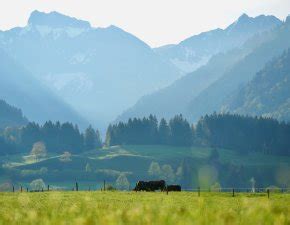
2 145 290 189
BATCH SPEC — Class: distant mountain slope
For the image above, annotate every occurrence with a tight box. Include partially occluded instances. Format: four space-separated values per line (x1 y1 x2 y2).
0 99 28 129
117 48 250 121
119 15 290 123
0 10 180 128
155 14 281 73
225 48 290 121
187 17 290 121
0 48 87 127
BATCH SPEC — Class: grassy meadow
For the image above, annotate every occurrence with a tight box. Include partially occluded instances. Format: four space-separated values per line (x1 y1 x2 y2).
0 191 289 225
6 145 290 173
1 145 290 190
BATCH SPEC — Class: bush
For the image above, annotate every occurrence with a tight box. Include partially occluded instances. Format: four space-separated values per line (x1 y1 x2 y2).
106 185 117 191
30 179 45 191
116 173 130 190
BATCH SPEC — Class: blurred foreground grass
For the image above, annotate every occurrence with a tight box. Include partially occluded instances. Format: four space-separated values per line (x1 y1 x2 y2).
0 191 289 225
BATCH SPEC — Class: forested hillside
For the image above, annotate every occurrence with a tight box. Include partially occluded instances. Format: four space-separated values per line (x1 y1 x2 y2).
0 99 28 129
225 49 290 121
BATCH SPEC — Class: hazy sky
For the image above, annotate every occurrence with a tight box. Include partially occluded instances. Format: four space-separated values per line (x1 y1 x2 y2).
0 0 290 47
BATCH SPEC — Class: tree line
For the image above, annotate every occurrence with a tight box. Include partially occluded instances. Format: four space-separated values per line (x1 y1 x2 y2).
195 113 290 155
106 113 290 156
1 121 102 154
106 115 193 146
1 113 290 156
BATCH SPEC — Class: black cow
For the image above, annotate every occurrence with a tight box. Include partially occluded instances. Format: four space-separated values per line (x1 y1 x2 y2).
166 185 181 192
134 180 166 192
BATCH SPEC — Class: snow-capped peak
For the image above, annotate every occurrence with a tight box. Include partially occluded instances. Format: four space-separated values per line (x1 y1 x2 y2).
28 10 91 29
28 10 91 39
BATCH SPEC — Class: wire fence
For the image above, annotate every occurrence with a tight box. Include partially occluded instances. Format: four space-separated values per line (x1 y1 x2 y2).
4 182 290 196
183 187 290 193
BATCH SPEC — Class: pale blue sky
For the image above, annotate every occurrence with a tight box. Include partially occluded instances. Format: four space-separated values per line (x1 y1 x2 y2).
0 0 289 47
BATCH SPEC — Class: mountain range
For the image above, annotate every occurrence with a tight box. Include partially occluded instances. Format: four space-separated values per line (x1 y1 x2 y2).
187 16 290 121
119 14 289 122
1 11 290 129
155 14 281 73
0 10 180 129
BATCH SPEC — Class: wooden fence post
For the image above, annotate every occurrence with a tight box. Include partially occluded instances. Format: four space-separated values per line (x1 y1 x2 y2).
232 188 235 197
198 187 200 197
267 189 270 199
20 186 23 192
12 185 14 193
75 182 79 191
47 185 50 192
103 180 106 191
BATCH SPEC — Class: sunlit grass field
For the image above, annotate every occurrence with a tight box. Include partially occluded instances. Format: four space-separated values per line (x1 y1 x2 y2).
0 191 289 225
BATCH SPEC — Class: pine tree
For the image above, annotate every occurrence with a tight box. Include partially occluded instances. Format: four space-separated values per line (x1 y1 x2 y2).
169 114 193 146
84 125 102 150
158 118 170 145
